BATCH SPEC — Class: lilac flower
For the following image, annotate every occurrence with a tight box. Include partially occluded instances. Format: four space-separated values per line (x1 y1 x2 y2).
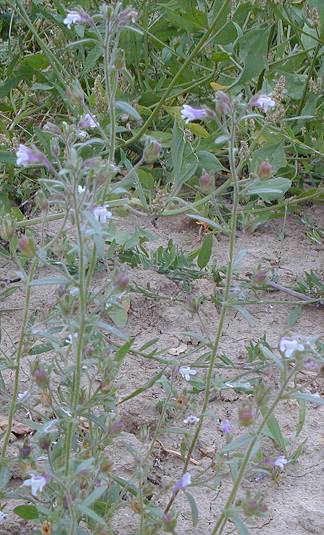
183 415 199 425
79 113 97 129
23 473 47 496
63 10 92 29
93 205 112 223
77 185 86 194
0 511 7 523
279 337 304 359
273 455 288 470
179 366 197 381
77 129 89 140
252 94 276 113
173 472 191 492
219 419 232 434
181 105 208 123
16 144 49 169
118 8 138 26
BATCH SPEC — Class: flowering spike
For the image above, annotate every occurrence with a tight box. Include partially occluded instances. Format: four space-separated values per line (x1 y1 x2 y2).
16 144 50 169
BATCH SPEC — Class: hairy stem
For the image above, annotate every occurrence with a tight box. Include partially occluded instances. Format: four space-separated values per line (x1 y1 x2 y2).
211 365 295 535
1 257 38 457
164 108 240 514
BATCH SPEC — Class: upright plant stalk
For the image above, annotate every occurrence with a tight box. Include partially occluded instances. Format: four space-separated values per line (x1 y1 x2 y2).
211 365 295 535
64 190 87 477
1 257 38 458
164 109 240 514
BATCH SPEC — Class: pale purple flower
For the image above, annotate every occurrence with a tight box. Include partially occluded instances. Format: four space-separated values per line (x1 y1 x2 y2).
77 129 89 140
23 473 47 496
0 511 7 523
118 8 138 26
63 10 92 29
183 415 199 425
252 94 276 113
79 113 97 129
219 419 232 434
279 337 304 359
93 205 112 224
173 472 191 492
179 366 197 381
273 455 288 470
181 105 208 123
77 185 86 194
16 144 49 168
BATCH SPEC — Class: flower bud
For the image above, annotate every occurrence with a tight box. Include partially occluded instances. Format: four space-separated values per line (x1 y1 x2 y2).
50 138 60 159
258 161 273 178
115 271 129 290
143 137 161 164
66 81 84 108
254 270 267 284
215 91 232 115
34 367 48 388
199 171 212 190
118 8 138 27
20 438 32 458
19 235 36 257
238 402 254 426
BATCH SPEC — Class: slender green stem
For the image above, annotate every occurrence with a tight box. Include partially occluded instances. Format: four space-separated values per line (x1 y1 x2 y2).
64 191 87 477
1 257 38 457
124 0 231 147
210 365 295 535
164 109 239 514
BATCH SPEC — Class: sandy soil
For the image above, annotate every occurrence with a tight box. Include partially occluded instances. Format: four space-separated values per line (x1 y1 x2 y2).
0 208 323 534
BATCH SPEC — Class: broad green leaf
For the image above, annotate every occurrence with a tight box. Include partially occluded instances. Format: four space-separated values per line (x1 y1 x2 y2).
171 123 198 189
197 234 213 269
198 150 225 171
116 100 142 122
14 505 39 520
0 151 16 165
237 28 270 85
245 178 292 201
188 123 209 138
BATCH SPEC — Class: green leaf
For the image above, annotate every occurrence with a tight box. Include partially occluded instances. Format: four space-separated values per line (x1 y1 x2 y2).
228 511 250 535
197 234 213 269
288 392 324 405
184 491 199 527
198 150 225 171
260 406 287 452
20 52 50 70
14 505 39 520
77 504 106 527
171 122 198 189
0 151 16 165
296 400 306 437
288 306 302 327
245 178 292 201
116 101 142 122
237 28 270 85
30 276 69 286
